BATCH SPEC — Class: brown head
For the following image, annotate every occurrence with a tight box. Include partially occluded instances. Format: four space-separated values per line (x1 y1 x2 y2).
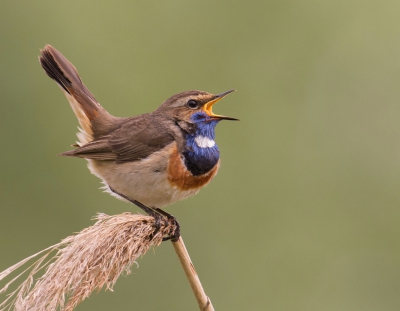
155 90 238 123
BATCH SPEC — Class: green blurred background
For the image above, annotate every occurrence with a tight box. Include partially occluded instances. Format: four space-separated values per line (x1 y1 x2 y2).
1 1 400 310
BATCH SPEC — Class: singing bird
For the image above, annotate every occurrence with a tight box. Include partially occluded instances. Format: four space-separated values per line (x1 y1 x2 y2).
39 45 237 241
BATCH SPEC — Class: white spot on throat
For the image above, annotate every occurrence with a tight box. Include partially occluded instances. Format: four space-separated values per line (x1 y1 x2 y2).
194 135 216 148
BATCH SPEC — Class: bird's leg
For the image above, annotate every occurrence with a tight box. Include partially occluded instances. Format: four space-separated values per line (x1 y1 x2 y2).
109 187 166 235
109 187 178 240
154 207 181 242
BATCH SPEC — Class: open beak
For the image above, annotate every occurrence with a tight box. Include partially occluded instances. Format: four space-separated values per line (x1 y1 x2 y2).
202 90 239 121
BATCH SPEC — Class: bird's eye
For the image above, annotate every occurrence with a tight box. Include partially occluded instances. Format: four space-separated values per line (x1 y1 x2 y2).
187 99 199 109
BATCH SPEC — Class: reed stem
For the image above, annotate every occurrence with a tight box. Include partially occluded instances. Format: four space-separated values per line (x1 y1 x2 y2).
172 237 215 311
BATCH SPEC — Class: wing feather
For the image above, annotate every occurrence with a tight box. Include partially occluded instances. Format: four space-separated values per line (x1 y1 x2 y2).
60 115 175 162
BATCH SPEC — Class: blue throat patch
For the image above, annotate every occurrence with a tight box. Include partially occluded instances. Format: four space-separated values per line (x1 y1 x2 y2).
183 112 220 176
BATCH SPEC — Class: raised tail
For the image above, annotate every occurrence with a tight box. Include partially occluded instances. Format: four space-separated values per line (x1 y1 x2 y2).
39 45 117 146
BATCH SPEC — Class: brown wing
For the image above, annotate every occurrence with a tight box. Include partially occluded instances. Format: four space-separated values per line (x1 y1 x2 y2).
60 136 116 160
110 117 175 163
60 115 175 163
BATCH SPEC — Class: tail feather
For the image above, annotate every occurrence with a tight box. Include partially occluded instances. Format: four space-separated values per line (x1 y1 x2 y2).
39 45 115 146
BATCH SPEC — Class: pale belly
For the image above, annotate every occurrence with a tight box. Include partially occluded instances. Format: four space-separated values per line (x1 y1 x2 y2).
87 142 218 208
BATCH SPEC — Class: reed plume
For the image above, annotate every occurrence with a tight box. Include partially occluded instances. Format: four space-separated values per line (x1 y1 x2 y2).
0 213 177 311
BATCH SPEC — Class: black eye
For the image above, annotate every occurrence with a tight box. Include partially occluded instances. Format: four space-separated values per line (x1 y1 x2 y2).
187 99 199 109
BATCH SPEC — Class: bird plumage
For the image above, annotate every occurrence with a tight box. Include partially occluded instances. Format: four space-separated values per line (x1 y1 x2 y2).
39 45 236 209
182 112 221 176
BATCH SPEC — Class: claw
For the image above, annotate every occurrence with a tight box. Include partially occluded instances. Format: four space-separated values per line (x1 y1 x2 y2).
168 216 180 242
154 208 180 242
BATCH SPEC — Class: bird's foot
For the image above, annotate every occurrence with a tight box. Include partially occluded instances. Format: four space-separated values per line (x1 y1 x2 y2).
162 216 180 242
147 210 168 239
154 208 181 242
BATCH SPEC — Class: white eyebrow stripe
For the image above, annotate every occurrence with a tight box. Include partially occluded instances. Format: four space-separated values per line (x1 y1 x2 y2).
194 135 216 148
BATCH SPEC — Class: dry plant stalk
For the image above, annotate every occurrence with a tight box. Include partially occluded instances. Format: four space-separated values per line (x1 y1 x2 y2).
172 237 215 311
0 213 176 311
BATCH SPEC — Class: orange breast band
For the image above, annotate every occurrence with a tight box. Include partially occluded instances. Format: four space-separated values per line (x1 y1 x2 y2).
167 145 219 191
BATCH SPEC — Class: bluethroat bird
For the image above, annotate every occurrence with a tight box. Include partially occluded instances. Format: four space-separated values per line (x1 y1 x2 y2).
39 45 237 241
